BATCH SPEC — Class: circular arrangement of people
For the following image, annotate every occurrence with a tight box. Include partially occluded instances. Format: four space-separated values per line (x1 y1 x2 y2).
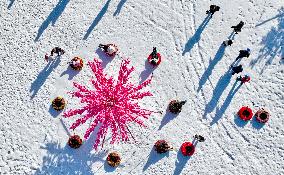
1 1 283 174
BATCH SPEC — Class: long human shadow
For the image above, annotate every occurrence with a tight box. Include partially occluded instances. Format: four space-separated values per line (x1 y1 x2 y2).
139 59 156 84
30 57 61 99
182 14 211 55
35 133 106 175
210 80 242 125
251 117 265 130
255 8 284 27
60 65 80 80
35 0 70 41
250 7 284 73
83 0 111 40
158 110 177 130
48 104 63 118
234 114 249 128
173 139 195 175
203 69 232 118
8 0 15 9
95 48 113 68
113 0 127 16
197 44 226 92
143 147 169 171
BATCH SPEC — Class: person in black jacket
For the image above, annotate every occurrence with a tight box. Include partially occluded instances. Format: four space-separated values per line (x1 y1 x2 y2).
206 5 220 18
194 135 205 142
231 21 244 34
231 65 243 75
51 47 65 56
223 39 233 46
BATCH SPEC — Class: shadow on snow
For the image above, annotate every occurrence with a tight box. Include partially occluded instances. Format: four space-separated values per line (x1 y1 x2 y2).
30 57 61 99
35 0 70 41
143 147 169 171
250 7 284 73
8 0 15 9
197 32 235 92
35 133 107 175
203 68 232 118
83 0 111 40
210 80 242 126
113 0 127 16
139 59 155 84
182 14 211 56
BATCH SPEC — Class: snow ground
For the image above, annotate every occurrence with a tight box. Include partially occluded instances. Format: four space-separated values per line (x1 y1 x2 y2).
0 0 283 174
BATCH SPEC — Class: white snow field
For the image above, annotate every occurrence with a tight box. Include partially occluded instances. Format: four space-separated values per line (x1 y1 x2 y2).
1 0 283 174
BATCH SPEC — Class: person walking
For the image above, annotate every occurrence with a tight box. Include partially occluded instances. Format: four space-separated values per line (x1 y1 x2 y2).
194 135 205 142
237 74 251 84
51 47 65 56
235 48 251 61
223 39 233 46
231 21 244 34
206 5 220 18
231 65 243 75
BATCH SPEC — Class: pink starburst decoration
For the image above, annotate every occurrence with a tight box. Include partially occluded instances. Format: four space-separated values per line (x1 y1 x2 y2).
63 58 154 149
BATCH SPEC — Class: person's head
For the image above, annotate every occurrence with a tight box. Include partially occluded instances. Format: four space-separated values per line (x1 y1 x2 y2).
228 40 233 45
153 47 157 53
151 59 157 65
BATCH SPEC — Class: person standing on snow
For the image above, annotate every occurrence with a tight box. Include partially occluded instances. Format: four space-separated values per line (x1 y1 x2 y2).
51 47 65 56
231 21 244 34
194 135 205 142
237 74 251 84
231 64 243 75
223 39 233 46
206 5 220 18
236 48 251 61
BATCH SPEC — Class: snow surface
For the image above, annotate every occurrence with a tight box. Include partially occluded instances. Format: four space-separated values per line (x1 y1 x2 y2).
1 0 284 174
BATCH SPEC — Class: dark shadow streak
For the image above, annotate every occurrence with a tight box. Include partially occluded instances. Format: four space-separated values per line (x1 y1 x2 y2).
182 14 211 55
256 11 284 27
203 69 232 118
143 147 169 171
60 66 80 80
250 7 284 73
35 0 70 41
95 48 113 68
158 110 177 130
234 114 249 128
173 138 195 175
251 117 265 130
83 0 111 40
30 57 61 99
197 44 226 92
139 59 156 84
35 132 106 175
113 0 127 16
210 80 242 125
8 0 15 9
48 104 63 118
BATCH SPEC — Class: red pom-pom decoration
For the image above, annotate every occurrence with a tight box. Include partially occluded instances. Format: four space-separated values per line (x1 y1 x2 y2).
99 44 118 57
238 106 253 121
180 142 195 156
148 53 161 66
154 140 173 154
255 108 270 123
68 135 83 149
107 152 121 167
70 57 84 70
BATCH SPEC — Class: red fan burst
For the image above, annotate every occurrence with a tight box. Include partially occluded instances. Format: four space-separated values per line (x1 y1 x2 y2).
63 58 154 149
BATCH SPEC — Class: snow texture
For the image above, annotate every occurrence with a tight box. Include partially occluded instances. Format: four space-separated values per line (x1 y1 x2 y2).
0 0 283 174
